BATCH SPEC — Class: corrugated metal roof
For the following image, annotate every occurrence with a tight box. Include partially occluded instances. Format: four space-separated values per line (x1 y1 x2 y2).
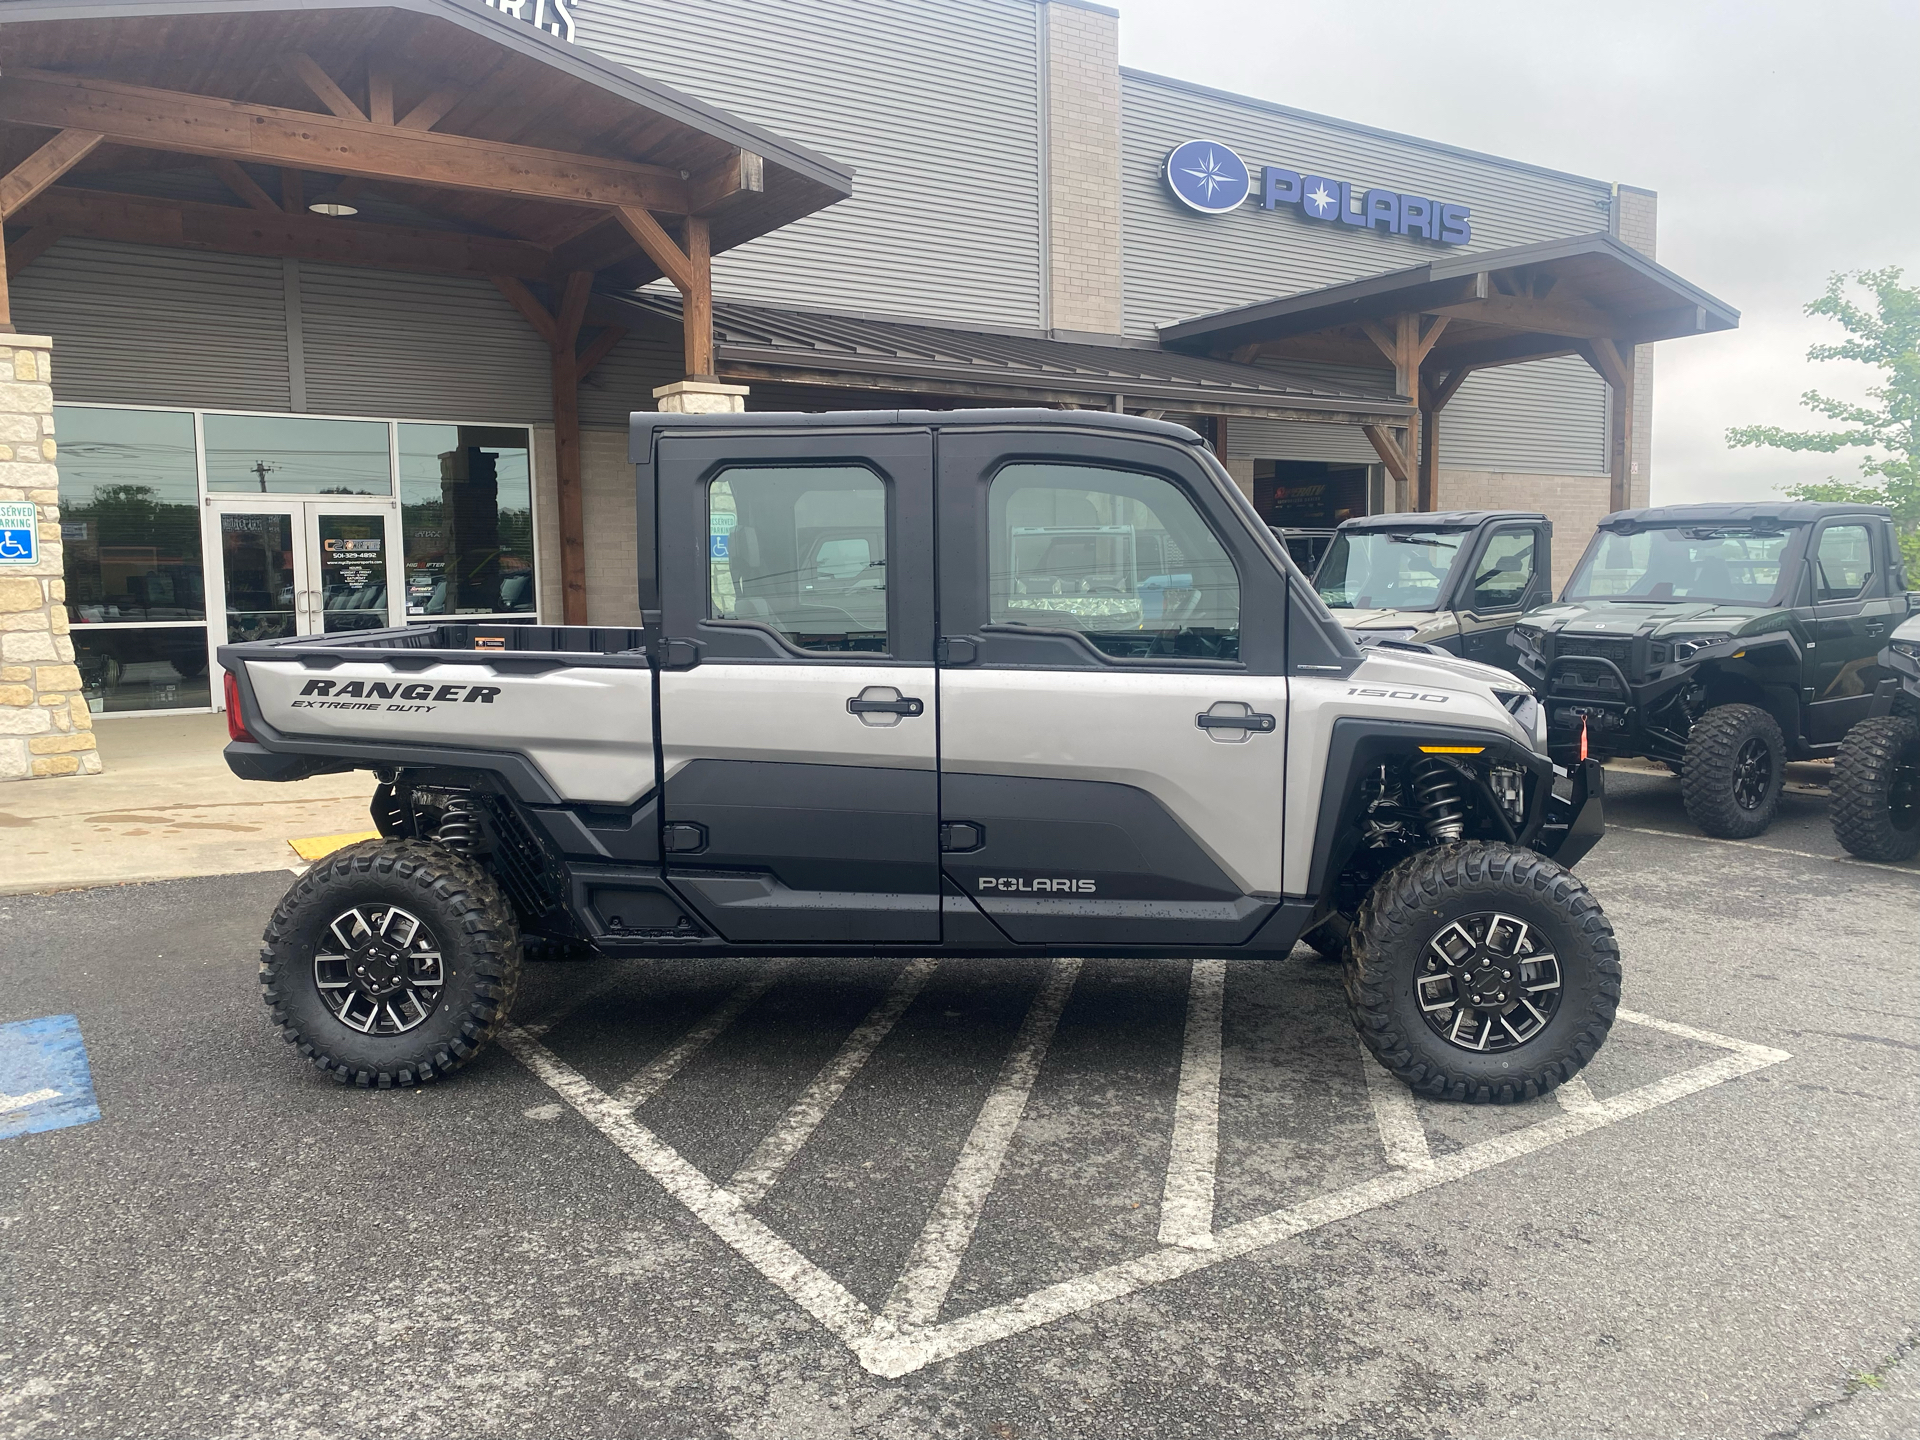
606 294 1410 421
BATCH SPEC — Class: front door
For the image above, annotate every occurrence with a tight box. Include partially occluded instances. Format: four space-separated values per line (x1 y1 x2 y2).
209 499 402 648
1457 522 1547 675
654 430 939 944
934 429 1293 947
1804 517 1903 743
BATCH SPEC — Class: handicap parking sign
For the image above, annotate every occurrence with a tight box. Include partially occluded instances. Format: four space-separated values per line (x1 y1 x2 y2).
1 1015 102 1139
710 533 729 560
0 501 37 566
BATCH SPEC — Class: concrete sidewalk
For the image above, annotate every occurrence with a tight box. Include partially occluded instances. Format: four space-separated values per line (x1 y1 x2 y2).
0 713 374 895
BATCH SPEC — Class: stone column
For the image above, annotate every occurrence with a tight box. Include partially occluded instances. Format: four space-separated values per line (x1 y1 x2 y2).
0 334 100 782
1044 0 1125 338
654 380 748 414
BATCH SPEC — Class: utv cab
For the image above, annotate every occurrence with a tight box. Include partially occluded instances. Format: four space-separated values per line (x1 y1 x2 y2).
1312 510 1552 680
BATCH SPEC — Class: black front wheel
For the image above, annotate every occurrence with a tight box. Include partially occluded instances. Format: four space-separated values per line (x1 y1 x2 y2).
261 840 522 1087
1680 703 1785 839
1345 842 1620 1104
1831 713 1920 863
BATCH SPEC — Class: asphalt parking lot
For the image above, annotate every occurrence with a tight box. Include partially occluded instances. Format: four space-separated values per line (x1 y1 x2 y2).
3 767 1916 1439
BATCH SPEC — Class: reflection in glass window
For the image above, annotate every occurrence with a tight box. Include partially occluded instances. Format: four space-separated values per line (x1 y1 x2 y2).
1468 529 1538 611
1813 525 1873 601
1316 529 1465 612
218 512 297 643
708 467 888 652
72 627 211 714
204 413 392 495
397 425 535 617
989 464 1239 661
56 406 205 623
1564 527 1791 605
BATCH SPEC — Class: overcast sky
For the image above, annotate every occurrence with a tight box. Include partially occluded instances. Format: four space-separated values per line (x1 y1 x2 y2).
1113 0 1920 506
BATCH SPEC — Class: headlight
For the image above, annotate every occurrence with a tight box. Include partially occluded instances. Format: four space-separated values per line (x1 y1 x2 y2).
1666 634 1739 662
1355 627 1420 645
1894 640 1918 659
1511 625 1544 652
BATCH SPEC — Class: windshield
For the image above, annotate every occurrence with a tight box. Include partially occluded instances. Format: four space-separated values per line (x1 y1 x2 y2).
1564 526 1794 605
1315 529 1466 611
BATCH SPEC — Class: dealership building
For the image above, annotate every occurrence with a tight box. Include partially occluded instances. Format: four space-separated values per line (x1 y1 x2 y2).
0 0 1735 760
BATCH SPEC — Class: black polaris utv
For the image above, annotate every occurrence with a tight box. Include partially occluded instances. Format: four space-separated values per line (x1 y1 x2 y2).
1510 501 1915 838
1830 611 1920 862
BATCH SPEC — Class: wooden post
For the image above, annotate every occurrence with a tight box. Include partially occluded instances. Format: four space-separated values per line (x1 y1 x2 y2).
1363 313 1449 511
551 269 593 626
0 223 12 330
1576 339 1635 514
681 214 713 378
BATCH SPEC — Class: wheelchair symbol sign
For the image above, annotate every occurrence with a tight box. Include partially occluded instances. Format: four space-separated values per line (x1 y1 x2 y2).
0 503 38 566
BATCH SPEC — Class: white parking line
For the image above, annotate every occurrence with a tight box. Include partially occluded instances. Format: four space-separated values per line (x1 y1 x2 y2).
880 957 1082 1332
0 1087 61 1115
729 958 938 1206
1555 1074 1602 1114
1159 959 1226 1248
508 977 1791 1379
609 963 789 1110
1360 1042 1434 1170
1608 825 1920 878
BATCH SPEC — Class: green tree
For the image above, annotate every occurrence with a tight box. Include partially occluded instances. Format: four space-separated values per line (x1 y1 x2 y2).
1726 266 1919 575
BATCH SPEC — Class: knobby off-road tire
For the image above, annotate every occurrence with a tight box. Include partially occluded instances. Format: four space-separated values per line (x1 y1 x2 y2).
1831 713 1920 863
1681 703 1785 839
1301 913 1351 964
1345 842 1620 1104
261 839 522 1088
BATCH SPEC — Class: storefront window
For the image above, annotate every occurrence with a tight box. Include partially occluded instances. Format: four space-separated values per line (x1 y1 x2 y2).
71 628 212 714
397 425 535 617
56 406 204 623
204 414 392 495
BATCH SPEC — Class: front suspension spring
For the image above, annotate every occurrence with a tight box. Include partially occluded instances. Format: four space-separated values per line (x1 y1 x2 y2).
1410 758 1466 842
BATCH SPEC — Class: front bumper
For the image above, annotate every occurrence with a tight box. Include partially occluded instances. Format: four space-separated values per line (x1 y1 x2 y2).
1536 759 1605 869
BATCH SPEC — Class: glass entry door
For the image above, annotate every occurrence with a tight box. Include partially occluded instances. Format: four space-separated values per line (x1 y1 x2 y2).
210 500 402 647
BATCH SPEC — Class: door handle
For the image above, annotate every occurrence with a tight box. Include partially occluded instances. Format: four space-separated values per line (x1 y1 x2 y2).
1196 702 1277 743
1196 711 1276 732
847 691 925 717
1866 621 1886 637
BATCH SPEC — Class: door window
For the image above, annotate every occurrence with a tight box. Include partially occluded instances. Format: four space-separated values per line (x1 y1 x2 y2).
219 512 297 643
1812 524 1873 601
315 513 392 632
1468 529 1538 611
708 466 889 653
397 424 536 618
988 464 1239 660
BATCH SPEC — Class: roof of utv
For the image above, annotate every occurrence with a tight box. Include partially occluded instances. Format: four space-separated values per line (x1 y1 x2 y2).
1337 509 1546 531
1599 501 1893 531
631 407 1204 461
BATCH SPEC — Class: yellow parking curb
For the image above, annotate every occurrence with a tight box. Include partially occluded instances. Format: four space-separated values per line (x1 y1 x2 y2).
287 830 381 862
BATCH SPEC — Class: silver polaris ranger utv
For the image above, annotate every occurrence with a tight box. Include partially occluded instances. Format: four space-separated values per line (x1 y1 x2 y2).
220 411 1613 1104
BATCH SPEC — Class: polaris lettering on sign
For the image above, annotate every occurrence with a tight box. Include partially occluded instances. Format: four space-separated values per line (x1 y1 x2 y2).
978 877 1098 894
1164 138 1473 245
478 0 575 45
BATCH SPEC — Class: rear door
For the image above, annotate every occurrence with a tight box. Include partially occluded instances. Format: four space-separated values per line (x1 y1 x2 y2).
1456 522 1548 674
935 428 1292 946
654 429 939 943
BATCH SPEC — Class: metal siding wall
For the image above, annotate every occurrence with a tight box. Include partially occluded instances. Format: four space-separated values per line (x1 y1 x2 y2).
1226 419 1380 464
577 326 685 429
1439 356 1608 476
298 264 553 422
577 0 1044 327
11 238 291 410
1121 73 1614 336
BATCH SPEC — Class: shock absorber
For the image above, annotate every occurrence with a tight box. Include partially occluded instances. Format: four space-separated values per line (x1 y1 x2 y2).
1410 758 1466 842
433 792 481 854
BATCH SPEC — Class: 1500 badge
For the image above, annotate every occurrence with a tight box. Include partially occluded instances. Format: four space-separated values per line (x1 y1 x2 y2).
1348 687 1451 702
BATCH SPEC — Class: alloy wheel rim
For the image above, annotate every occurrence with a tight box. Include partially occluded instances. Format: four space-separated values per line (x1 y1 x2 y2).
314 904 445 1035
1732 737 1773 811
1416 911 1563 1053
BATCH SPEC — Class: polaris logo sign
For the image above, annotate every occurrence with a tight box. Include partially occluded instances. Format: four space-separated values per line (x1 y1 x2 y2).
477 0 575 45
978 877 1097 894
1163 139 1473 245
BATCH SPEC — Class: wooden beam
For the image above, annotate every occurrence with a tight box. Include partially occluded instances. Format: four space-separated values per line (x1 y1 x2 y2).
575 324 627 380
395 84 464 133
1576 337 1633 393
279 167 303 214
1424 364 1475 413
0 70 698 213
283 53 367 122
489 275 559 346
1577 339 1636 511
21 185 559 280
688 150 764 214
3 224 65 278
0 225 11 328
1427 290 1620 340
367 68 395 128
612 205 695 293
681 215 714 377
1363 424 1411 488
0 128 104 216
1428 332 1583 373
1359 319 1399 370
1411 314 1450 367
555 268 593 350
209 158 280 213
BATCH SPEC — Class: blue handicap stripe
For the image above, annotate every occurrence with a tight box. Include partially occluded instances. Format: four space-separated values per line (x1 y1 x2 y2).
0 1014 102 1139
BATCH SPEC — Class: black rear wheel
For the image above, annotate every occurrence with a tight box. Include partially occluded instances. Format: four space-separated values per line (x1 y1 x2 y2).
1831 713 1920 863
261 839 521 1087
1346 842 1620 1103
1681 703 1785 838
